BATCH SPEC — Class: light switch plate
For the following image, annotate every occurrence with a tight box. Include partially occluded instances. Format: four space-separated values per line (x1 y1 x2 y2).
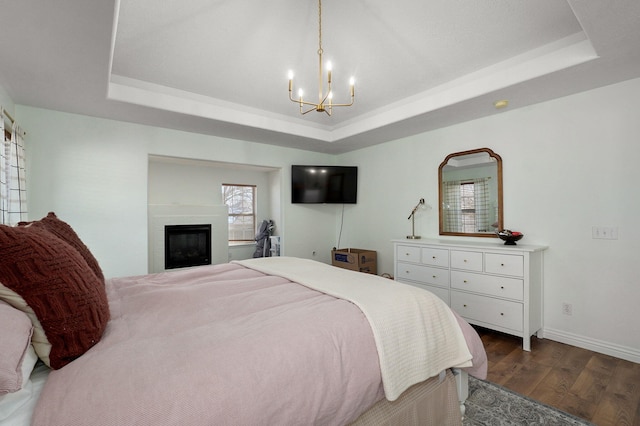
592 226 618 240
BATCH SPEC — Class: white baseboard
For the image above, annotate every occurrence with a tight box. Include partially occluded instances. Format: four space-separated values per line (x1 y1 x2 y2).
541 327 640 364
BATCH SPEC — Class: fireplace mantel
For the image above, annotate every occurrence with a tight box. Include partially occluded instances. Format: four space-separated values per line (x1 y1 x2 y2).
148 204 229 273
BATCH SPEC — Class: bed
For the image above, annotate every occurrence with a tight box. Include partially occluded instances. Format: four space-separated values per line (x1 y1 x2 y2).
0 213 487 426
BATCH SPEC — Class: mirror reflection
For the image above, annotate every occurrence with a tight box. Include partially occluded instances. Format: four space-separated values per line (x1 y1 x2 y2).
438 148 503 237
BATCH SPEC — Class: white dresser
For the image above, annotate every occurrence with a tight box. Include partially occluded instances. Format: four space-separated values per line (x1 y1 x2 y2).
393 239 547 351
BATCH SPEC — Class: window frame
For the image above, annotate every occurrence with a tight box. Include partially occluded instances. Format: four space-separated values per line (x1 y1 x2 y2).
222 183 256 242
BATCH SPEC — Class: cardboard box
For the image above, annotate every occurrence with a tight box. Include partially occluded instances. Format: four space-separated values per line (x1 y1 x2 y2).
331 248 377 275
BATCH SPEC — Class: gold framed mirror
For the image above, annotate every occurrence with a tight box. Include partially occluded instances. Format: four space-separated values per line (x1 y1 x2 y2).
438 148 503 237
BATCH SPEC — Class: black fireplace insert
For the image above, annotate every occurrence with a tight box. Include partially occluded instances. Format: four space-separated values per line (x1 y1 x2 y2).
164 224 212 269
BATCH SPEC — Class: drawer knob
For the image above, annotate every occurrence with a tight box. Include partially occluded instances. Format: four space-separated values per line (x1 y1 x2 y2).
406 253 410 256
405 270 410 274
432 275 437 278
500 313 504 316
501 263 505 266
432 256 436 259
464 259 468 262
463 280 468 283
500 286 504 289
463 304 467 308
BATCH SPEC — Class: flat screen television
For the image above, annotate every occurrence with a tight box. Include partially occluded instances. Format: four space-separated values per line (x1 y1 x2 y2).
291 165 358 204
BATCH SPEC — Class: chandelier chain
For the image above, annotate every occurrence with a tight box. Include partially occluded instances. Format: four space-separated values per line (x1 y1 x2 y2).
318 0 323 55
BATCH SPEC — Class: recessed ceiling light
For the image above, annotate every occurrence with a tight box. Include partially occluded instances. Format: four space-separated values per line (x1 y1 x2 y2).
494 100 509 109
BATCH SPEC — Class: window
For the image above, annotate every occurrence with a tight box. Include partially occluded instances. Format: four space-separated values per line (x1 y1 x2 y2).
460 182 476 233
1 109 27 225
222 184 256 241
442 178 490 233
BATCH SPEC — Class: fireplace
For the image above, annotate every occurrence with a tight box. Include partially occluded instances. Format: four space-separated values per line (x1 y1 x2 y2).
164 224 212 269
149 204 228 273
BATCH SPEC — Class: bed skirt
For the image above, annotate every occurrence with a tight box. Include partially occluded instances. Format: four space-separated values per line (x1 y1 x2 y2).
349 370 462 426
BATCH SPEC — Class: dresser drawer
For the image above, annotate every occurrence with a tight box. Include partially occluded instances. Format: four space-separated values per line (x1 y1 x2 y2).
451 292 523 332
396 245 421 263
396 263 449 287
450 271 524 300
450 250 483 272
485 253 524 277
400 281 450 305
421 247 449 267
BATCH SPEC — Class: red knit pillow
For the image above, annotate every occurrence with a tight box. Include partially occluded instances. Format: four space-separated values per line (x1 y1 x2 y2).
0 224 110 369
19 212 105 284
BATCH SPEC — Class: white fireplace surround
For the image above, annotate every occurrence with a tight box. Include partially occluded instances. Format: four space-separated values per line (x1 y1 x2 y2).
148 204 229 273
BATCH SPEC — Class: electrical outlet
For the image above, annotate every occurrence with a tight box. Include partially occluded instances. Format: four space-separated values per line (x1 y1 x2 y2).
562 303 572 316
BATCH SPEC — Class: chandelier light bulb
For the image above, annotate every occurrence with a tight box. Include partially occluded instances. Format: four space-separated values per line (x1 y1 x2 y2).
288 70 294 80
298 88 304 98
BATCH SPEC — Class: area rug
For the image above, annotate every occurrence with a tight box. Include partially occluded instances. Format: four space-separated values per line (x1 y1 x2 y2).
463 377 595 425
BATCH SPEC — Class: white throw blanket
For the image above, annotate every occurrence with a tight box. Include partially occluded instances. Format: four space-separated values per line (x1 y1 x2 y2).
234 257 472 401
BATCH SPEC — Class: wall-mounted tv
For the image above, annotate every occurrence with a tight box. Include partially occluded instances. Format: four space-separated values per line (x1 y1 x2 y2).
291 165 358 204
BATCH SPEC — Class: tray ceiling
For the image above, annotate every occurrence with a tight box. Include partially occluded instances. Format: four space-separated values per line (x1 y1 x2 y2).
1 0 639 153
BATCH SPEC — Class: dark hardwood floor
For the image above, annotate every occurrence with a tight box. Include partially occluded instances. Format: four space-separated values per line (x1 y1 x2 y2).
475 327 640 426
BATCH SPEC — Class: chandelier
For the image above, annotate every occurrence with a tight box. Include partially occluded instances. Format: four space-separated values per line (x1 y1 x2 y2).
288 0 354 116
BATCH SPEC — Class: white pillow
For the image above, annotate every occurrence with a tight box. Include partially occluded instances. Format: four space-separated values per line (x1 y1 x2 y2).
0 301 34 394
0 345 38 421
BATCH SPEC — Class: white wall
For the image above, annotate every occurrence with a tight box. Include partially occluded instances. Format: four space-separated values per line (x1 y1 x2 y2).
1 86 15 135
337 77 640 362
148 158 274 207
19 106 337 278
0 86 14 114
14 76 640 362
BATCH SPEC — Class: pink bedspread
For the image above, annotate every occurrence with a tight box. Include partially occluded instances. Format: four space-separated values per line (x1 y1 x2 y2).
32 262 486 426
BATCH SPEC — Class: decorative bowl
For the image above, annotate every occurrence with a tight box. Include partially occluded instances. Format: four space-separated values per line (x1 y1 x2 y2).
497 230 523 245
